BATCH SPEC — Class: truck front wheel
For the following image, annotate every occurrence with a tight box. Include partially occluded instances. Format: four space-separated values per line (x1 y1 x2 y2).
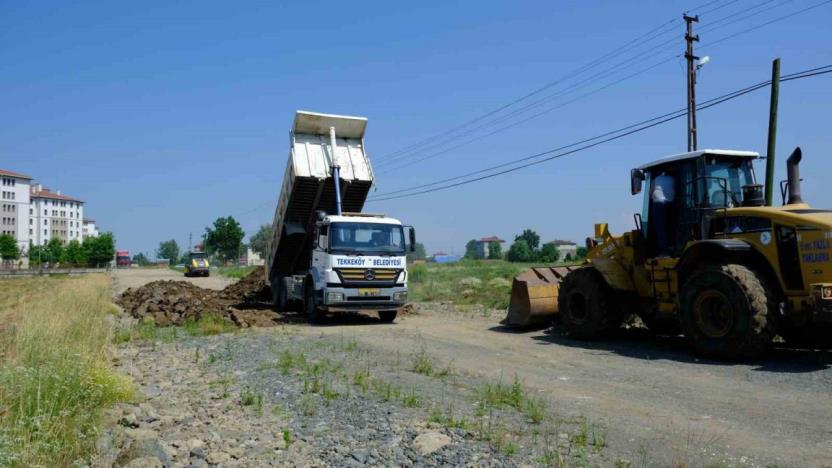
305 281 324 324
378 310 398 323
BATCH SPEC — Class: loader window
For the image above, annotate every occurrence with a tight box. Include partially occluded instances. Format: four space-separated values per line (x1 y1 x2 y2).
701 158 755 208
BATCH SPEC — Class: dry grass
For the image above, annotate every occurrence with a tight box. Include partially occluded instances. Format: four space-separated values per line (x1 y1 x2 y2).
0 275 134 467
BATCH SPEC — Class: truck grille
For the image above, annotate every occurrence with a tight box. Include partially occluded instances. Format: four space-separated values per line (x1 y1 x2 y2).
336 268 399 285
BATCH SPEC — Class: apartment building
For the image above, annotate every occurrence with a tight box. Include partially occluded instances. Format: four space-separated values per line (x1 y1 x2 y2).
83 218 100 238
30 184 85 246
1 169 33 254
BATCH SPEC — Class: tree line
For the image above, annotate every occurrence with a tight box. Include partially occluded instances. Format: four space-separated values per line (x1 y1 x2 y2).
0 232 116 268
464 229 586 263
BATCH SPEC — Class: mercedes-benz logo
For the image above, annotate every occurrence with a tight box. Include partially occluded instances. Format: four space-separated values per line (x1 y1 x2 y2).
364 269 376 281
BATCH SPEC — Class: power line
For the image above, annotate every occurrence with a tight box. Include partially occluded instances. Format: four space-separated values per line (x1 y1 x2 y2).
367 66 831 203
704 0 832 48
376 0 818 171
373 17 682 164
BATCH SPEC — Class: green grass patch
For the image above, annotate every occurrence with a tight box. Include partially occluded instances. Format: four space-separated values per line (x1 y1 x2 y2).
217 266 255 279
0 275 135 467
478 375 547 424
408 259 578 309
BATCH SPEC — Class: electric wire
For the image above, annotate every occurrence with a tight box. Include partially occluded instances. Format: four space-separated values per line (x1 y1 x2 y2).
367 66 831 203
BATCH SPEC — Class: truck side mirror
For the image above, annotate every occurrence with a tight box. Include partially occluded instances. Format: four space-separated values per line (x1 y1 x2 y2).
631 169 645 195
409 227 416 253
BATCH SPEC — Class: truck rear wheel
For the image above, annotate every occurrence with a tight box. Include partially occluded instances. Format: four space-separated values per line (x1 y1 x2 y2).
304 280 324 324
378 310 397 323
557 267 623 339
679 264 775 359
271 276 287 311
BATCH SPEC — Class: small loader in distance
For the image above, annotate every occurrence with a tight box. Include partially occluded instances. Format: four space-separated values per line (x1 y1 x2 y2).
507 147 832 359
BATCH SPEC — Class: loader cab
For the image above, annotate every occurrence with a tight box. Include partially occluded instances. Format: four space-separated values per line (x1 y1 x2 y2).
631 149 760 258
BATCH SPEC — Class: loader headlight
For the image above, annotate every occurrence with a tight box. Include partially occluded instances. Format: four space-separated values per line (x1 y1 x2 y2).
393 291 408 302
326 292 345 304
823 287 832 299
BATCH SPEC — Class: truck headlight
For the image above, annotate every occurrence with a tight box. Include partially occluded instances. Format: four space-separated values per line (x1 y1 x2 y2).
393 291 408 302
326 292 345 304
823 287 832 299
397 271 407 283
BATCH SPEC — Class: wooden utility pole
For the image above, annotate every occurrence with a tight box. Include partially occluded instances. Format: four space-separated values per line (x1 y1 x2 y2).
684 14 700 152
765 58 781 206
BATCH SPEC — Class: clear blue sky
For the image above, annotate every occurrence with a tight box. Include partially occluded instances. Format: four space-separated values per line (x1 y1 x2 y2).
2 1 830 257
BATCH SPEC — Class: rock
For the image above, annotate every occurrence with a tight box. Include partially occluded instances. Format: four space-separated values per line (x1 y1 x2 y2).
207 451 231 465
119 413 140 428
116 433 171 467
413 432 452 455
190 447 206 459
123 456 164 468
351 449 369 464
188 438 205 450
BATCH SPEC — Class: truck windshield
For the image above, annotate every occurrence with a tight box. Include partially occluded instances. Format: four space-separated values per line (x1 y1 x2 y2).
190 252 207 259
329 222 405 255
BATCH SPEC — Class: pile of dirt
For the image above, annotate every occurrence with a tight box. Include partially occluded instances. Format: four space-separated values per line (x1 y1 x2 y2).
116 267 273 327
219 266 271 303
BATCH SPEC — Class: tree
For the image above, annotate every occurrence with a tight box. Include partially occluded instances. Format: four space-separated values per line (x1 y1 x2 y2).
576 246 588 258
132 252 151 266
63 239 87 266
0 234 18 263
537 242 560 263
156 239 180 266
464 239 480 259
407 242 427 263
507 239 532 262
515 229 541 251
248 224 272 258
85 232 116 267
488 241 502 260
44 238 64 265
204 216 245 262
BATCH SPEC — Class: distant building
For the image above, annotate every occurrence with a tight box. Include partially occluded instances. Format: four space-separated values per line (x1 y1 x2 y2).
0 169 33 256
547 239 578 260
475 236 505 258
239 247 265 266
82 219 100 238
30 184 85 246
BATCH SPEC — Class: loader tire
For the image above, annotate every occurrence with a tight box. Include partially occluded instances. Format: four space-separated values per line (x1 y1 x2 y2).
557 267 624 339
304 280 324 325
679 264 775 360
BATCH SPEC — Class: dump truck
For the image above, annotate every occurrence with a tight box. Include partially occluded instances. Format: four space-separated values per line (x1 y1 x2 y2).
506 147 832 359
184 251 209 277
266 111 416 323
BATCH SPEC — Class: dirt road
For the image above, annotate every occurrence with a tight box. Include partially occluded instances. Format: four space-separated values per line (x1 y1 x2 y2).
110 269 832 466
299 306 832 466
112 267 234 295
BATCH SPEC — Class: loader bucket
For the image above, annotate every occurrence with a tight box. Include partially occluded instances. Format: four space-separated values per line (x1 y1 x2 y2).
503 267 575 327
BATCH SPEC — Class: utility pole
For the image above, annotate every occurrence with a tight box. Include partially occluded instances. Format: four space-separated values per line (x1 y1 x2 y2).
684 13 700 152
764 58 781 206
188 232 193 252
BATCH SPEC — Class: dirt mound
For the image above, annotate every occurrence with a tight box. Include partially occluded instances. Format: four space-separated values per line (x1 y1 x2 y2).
220 266 271 303
117 267 273 327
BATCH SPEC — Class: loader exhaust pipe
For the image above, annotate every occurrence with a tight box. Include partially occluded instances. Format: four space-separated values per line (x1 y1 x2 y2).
786 147 803 205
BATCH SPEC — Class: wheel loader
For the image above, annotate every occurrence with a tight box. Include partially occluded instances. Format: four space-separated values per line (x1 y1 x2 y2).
506 147 832 359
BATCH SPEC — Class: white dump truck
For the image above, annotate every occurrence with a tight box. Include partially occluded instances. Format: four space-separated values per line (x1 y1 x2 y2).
266 110 416 323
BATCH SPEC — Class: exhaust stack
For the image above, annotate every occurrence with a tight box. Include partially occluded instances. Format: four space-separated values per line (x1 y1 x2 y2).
786 147 803 205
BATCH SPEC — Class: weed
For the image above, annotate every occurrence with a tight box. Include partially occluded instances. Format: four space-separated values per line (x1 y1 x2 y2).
300 394 318 416
412 349 434 376
353 369 370 393
478 375 546 424
402 391 422 408
282 430 293 447
194 347 200 364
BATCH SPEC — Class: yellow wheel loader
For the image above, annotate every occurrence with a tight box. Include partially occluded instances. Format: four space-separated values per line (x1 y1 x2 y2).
506 147 832 359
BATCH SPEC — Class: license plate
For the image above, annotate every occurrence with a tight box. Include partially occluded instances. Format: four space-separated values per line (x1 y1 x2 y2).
358 288 380 297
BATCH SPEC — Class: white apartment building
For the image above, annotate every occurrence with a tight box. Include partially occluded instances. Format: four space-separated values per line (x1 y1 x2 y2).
30 184 85 246
1 169 33 254
83 219 100 238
